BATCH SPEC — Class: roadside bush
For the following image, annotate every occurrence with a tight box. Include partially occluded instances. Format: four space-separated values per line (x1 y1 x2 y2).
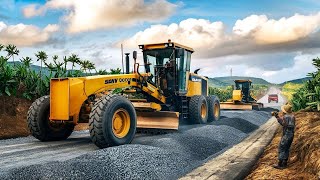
281 83 303 101
209 86 232 102
291 57 320 111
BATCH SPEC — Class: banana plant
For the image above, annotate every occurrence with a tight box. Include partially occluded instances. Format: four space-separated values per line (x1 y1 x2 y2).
0 62 17 96
305 83 320 111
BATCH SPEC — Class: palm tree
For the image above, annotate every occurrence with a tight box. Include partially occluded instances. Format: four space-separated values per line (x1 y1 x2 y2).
0 44 4 52
21 57 32 68
5 44 19 66
35 51 48 78
62 56 68 76
80 60 91 74
87 62 96 75
68 54 80 74
98 69 108 75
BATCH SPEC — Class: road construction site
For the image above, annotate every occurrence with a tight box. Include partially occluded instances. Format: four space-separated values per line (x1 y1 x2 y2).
0 109 274 180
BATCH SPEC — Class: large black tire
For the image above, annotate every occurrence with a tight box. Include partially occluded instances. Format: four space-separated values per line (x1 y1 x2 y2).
188 95 208 124
27 95 74 141
206 96 220 122
89 94 137 148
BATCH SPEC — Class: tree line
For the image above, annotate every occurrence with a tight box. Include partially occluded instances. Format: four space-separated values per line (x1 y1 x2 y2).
0 44 120 100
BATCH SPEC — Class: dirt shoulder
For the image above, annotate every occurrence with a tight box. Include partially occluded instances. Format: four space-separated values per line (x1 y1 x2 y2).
0 96 88 140
246 112 320 179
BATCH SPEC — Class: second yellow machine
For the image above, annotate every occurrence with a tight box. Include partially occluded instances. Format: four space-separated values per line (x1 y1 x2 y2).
27 40 221 148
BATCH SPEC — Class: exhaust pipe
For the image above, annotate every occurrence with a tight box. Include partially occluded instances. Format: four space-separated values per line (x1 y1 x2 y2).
125 53 130 74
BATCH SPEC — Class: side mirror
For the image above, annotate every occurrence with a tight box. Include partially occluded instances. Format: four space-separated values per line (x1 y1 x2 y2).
133 51 137 59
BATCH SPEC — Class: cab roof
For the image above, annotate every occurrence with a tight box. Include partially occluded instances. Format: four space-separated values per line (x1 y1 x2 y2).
139 41 194 53
234 79 252 83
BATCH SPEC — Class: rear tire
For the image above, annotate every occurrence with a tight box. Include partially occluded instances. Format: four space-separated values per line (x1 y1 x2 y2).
206 96 220 122
89 94 137 148
27 95 74 141
188 95 208 124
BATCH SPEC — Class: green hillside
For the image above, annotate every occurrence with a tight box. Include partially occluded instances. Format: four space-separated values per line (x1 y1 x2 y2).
280 77 311 85
209 76 271 87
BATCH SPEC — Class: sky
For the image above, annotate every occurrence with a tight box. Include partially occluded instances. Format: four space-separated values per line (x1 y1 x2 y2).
0 0 320 83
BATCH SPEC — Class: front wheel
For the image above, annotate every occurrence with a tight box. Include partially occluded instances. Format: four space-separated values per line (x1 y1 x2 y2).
27 95 74 141
206 96 220 122
89 94 137 148
188 95 208 124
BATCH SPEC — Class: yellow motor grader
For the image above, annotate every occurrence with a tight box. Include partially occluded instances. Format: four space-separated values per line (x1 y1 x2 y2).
220 79 263 110
27 40 221 148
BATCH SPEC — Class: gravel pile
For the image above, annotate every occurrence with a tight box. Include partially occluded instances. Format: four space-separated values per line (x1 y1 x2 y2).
1 110 272 180
211 118 259 133
221 110 271 126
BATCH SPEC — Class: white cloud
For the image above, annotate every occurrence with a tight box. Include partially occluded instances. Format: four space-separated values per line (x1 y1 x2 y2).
190 52 317 84
0 22 59 46
242 53 318 83
120 18 226 50
120 13 320 58
23 0 178 33
233 13 320 44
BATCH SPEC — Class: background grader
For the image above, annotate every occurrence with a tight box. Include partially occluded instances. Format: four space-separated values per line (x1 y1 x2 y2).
27 40 221 148
220 79 263 110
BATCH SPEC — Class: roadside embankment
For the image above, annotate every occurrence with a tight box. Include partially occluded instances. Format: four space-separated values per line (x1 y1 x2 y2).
246 111 320 180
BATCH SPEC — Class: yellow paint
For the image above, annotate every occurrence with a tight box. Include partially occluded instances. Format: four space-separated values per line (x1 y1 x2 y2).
112 108 130 138
50 79 70 120
186 81 201 96
186 73 207 97
50 73 166 122
232 90 242 101
140 42 194 52
132 102 162 111
201 103 207 119
235 79 252 83
144 44 166 50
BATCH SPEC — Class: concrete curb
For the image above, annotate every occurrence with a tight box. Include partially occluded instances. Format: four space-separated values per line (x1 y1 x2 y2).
180 117 279 180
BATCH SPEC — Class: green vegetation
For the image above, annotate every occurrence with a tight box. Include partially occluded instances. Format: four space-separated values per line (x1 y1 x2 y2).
290 58 320 111
0 44 121 100
208 86 232 102
209 76 271 87
208 84 268 102
280 77 311 86
281 83 304 101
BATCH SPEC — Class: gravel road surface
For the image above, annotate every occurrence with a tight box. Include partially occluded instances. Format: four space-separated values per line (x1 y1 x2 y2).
0 109 273 180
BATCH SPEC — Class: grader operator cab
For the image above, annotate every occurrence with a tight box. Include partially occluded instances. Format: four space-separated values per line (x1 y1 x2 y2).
27 40 221 148
220 80 263 110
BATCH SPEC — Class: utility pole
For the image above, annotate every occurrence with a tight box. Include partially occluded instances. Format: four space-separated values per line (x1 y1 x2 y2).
230 68 233 77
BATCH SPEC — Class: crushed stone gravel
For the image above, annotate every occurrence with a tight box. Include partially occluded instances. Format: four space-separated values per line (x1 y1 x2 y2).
0 110 272 180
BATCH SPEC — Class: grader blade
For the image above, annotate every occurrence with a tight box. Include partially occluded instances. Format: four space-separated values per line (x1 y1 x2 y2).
220 102 253 110
136 111 179 130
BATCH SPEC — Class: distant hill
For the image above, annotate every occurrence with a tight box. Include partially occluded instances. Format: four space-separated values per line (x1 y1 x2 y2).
7 62 52 76
280 77 311 85
208 78 230 87
209 76 271 87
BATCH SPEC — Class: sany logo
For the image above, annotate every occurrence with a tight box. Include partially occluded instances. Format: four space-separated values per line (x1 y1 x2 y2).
105 78 132 84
